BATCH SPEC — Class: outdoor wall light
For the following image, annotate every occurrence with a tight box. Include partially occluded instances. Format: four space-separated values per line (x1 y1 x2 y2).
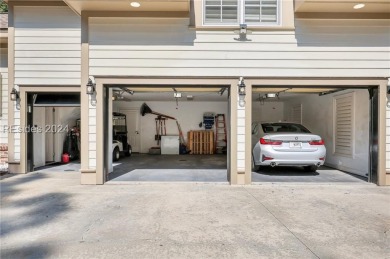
239 24 247 35
86 76 97 106
86 77 96 95
234 24 251 41
387 85 390 108
10 87 19 101
10 87 21 110
238 77 246 107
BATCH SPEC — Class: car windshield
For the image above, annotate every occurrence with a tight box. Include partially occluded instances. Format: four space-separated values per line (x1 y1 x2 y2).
261 123 311 133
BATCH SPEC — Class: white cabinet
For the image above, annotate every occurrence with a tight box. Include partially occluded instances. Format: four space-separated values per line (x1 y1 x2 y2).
161 136 179 155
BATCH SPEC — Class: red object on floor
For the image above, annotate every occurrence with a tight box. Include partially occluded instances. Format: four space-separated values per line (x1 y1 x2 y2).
62 153 70 164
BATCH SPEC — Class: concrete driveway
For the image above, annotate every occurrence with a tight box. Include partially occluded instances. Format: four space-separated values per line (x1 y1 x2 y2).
1 171 389 259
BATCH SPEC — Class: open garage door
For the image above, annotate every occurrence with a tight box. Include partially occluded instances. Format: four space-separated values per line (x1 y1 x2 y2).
102 85 230 183
26 92 81 173
251 86 378 184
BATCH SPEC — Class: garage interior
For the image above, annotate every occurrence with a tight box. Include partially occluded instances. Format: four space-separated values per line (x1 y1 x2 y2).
28 93 81 172
251 86 378 184
106 86 229 182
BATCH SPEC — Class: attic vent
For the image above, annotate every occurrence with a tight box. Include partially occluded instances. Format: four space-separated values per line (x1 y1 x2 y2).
333 92 354 157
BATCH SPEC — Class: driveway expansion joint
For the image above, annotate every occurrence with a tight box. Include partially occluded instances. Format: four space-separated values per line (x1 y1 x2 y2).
243 186 321 259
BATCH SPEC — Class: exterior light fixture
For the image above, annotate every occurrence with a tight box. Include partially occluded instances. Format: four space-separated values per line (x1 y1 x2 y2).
234 24 251 41
130 2 141 8
387 85 390 108
238 77 246 107
10 87 19 101
86 76 97 106
353 3 365 9
239 24 247 35
86 77 96 95
10 87 21 110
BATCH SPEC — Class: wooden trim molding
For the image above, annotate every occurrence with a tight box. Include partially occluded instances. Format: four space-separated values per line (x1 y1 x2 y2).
6 1 67 7
83 11 189 18
295 12 390 20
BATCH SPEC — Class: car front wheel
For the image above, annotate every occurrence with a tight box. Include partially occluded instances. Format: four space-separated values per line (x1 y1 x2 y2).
113 147 120 162
125 144 132 157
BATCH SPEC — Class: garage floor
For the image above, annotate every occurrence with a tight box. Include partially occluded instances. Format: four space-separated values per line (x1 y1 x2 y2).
252 166 368 184
31 155 368 184
107 154 368 184
109 154 227 181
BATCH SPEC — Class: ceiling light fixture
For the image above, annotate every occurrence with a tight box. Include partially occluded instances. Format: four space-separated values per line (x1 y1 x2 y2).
265 93 277 98
353 3 365 9
130 2 141 8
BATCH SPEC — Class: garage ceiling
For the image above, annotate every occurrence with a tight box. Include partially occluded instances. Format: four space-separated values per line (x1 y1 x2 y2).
113 87 228 102
252 88 345 101
252 88 339 93
113 87 343 102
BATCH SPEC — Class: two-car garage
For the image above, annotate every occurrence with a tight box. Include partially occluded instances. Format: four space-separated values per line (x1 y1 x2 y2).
79 77 386 185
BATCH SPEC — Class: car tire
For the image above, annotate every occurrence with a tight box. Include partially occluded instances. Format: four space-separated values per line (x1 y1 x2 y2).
125 145 132 157
304 165 317 172
113 147 120 162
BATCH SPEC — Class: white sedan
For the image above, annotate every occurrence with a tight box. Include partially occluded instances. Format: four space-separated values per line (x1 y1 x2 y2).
251 122 326 172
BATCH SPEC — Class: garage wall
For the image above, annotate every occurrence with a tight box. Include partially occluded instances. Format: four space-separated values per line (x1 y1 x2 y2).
283 90 370 177
52 107 80 163
89 17 390 78
14 6 81 85
113 101 228 153
33 107 80 167
252 101 284 123
33 107 46 167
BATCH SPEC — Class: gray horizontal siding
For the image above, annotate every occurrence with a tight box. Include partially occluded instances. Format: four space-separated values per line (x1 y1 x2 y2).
89 17 390 78
14 6 81 86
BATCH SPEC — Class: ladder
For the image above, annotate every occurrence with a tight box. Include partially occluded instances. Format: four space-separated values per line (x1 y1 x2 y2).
176 121 186 146
155 116 167 145
215 114 227 154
